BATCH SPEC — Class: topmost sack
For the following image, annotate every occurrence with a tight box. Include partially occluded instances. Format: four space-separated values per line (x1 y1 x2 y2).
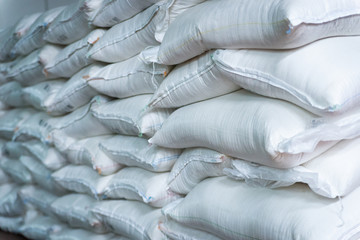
155 0 360 64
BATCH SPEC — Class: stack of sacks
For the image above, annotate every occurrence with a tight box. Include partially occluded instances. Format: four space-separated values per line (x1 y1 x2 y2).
0 0 209 239
47 0 204 238
0 0 126 239
3 0 360 239
143 0 360 238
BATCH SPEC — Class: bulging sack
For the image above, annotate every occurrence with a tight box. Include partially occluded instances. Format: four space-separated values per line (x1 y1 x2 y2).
44 29 107 78
13 112 52 143
22 80 65 111
225 137 360 198
20 215 64 240
149 90 360 168
44 64 105 116
90 200 164 239
0 81 28 107
103 167 181 207
63 135 123 175
168 148 232 194
0 216 24 234
19 185 58 215
50 193 107 233
49 96 112 144
0 157 33 184
213 37 360 116
3 141 27 159
22 140 67 171
0 183 25 216
154 0 207 42
147 50 240 109
0 12 41 61
91 94 173 137
11 7 65 56
100 134 181 172
0 108 36 140
87 53 171 99
20 156 67 195
7 45 63 86
156 0 360 64
91 0 161 27
0 59 20 85
164 177 360 240
88 3 164 63
43 0 104 45
51 165 115 199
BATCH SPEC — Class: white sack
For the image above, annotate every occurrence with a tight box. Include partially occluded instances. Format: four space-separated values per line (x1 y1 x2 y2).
100 135 181 172
11 7 65 56
154 0 207 42
20 215 65 240
43 0 104 45
50 193 107 233
7 45 62 86
64 135 123 175
0 81 28 107
0 108 35 140
164 177 360 240
49 228 118 240
44 29 107 78
0 157 33 184
52 165 114 199
22 140 67 171
90 200 164 239
156 0 360 64
0 12 41 61
149 90 356 169
44 64 104 115
91 94 173 137
50 96 112 144
147 50 240 109
213 37 360 116
88 3 164 63
3 141 27 159
19 185 58 215
0 183 25 216
22 80 65 111
0 216 23 234
0 59 20 85
225 137 360 198
91 0 161 27
103 167 181 207
13 12 42 38
0 27 17 62
13 112 52 143
87 54 171 99
168 148 232 194
159 220 222 240
20 156 67 195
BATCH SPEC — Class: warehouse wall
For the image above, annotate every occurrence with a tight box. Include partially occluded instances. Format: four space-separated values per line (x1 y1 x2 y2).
0 0 75 29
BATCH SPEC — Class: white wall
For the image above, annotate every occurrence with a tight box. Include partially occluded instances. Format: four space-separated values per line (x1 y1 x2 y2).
0 0 75 29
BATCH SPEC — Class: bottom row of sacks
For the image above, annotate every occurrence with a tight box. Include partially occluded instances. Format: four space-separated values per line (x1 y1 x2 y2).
1 175 360 240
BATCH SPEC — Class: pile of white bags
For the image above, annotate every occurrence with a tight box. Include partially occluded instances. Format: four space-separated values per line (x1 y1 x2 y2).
1 0 360 239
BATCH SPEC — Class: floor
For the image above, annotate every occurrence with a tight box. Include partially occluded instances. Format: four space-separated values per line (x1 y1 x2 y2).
0 231 27 239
